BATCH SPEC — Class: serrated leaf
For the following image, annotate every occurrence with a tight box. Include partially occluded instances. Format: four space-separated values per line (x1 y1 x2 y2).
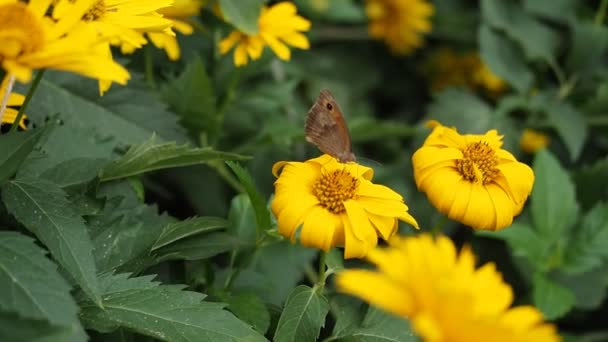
274 285 330 342
329 295 365 339
161 56 218 141
479 25 533 93
0 232 80 326
535 96 587 161
218 0 265 35
562 203 608 274
532 272 576 320
152 216 229 251
2 178 101 305
482 0 559 63
40 157 109 190
566 21 608 77
221 292 271 334
100 134 250 181
226 161 272 237
228 194 257 244
426 88 493 133
80 273 268 342
0 312 87 342
153 232 243 263
0 127 48 184
531 150 580 240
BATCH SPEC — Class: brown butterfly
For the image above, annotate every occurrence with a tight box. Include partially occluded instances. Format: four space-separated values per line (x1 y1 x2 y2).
305 89 356 163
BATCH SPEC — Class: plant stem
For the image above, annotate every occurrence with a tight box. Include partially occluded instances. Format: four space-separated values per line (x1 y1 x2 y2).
0 74 15 130
210 161 245 193
10 70 45 133
145 46 156 88
595 0 608 25
316 251 327 289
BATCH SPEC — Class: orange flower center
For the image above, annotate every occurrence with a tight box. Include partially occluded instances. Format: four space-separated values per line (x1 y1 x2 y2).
83 0 107 21
312 169 358 214
456 142 499 184
0 3 45 59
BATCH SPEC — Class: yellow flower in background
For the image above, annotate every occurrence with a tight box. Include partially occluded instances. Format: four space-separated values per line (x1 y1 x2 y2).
365 0 434 55
271 154 418 259
0 0 129 86
148 0 206 60
412 121 534 231
424 48 507 95
336 234 560 342
0 76 27 129
520 129 550 154
219 2 311 67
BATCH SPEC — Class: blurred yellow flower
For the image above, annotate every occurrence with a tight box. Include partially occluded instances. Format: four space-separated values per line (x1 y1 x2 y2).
0 0 129 86
336 234 560 342
0 76 27 129
424 48 507 95
365 0 433 54
520 129 550 154
148 0 206 61
271 154 418 259
412 121 534 231
219 2 311 67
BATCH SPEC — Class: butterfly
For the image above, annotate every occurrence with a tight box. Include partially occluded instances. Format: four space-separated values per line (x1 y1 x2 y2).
305 89 356 163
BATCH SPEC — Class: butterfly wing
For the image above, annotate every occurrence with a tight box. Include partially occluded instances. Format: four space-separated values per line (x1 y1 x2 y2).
305 89 355 162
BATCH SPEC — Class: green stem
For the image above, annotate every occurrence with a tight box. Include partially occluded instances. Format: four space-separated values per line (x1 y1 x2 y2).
210 161 245 193
10 70 45 133
595 0 608 25
316 251 328 289
144 46 156 88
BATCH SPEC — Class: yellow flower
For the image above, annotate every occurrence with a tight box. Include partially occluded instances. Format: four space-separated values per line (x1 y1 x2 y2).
0 76 26 129
0 0 129 86
336 234 561 342
147 0 205 61
424 49 507 95
271 154 418 259
520 129 550 154
411 121 534 231
219 2 311 67
365 0 434 55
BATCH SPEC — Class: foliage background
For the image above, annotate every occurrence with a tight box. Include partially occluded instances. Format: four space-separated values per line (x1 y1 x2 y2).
1 0 608 341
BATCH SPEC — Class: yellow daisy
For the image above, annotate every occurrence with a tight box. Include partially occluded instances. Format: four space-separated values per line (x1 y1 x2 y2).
365 0 434 55
0 0 129 86
411 121 534 231
336 234 561 342
519 129 550 154
0 76 27 129
219 2 311 67
148 0 206 60
271 154 418 259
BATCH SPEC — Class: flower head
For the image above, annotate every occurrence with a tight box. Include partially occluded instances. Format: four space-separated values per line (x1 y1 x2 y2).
520 129 550 154
0 0 129 86
0 76 27 129
365 0 434 55
148 0 205 60
219 2 311 67
412 121 534 231
271 154 418 259
336 234 560 342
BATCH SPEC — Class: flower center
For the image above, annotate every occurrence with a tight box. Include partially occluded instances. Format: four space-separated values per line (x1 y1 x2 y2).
0 3 45 59
83 0 107 21
456 142 499 184
312 169 358 214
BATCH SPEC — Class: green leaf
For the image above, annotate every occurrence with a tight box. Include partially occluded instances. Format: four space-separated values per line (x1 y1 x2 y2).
426 88 493 133
479 25 533 93
40 157 109 190
2 178 101 305
349 118 418 143
540 99 587 161
532 272 576 320
329 295 365 339
228 194 257 244
226 161 272 236
523 0 576 22
0 127 48 184
346 306 417 342
218 0 265 35
80 273 268 342
566 21 608 77
222 292 271 334
325 249 344 275
273 285 330 342
0 232 81 327
153 232 243 263
555 263 608 310
0 312 87 342
482 0 559 63
562 203 608 274
161 56 218 141
152 216 229 251
574 156 608 210
531 150 580 240
99 134 250 181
